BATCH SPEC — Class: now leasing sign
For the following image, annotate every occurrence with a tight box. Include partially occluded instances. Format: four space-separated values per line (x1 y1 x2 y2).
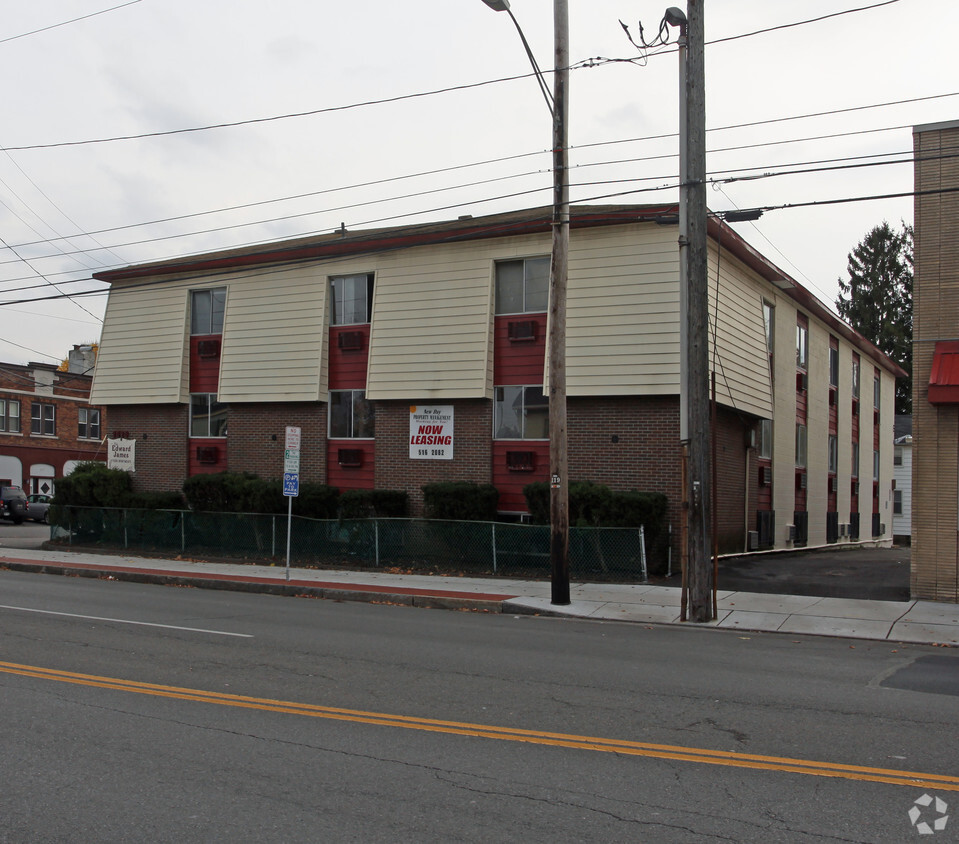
409 405 453 460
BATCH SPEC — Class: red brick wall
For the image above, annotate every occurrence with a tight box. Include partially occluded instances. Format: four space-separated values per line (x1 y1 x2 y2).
713 405 751 554
374 400 493 515
107 405 188 493
226 402 327 482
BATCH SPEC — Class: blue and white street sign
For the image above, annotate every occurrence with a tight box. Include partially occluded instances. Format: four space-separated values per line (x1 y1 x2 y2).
283 472 299 497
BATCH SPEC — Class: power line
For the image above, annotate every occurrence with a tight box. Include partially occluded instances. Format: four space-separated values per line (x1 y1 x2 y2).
0 1 142 45
2 184 956 311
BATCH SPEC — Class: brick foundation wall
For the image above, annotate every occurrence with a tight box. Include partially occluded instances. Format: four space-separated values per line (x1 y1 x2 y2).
227 402 328 482
374 400 493 515
108 405 188 493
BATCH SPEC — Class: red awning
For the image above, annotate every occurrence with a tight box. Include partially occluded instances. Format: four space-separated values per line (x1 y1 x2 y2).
929 341 959 404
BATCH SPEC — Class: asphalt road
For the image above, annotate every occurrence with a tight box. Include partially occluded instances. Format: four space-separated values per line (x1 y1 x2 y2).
1 569 956 843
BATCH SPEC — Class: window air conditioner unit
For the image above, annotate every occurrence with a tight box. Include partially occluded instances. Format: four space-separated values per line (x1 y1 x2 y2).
839 523 847 537
796 472 807 490
338 331 365 351
337 448 363 467
748 530 759 551
852 480 860 496
507 320 537 342
796 372 808 393
197 338 221 359
506 450 536 472
196 446 218 464
828 476 837 494
759 465 772 487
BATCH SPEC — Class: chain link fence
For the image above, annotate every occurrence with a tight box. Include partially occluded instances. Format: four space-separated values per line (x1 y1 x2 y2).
50 506 664 582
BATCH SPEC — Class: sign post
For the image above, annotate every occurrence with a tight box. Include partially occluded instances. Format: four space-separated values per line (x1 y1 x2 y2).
283 426 301 581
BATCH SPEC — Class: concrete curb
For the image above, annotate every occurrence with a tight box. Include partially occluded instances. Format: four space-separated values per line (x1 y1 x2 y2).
0 560 513 614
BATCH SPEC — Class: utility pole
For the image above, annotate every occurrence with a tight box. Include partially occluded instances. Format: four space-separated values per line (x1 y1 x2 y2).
549 0 571 605
683 0 712 622
480 0 570 605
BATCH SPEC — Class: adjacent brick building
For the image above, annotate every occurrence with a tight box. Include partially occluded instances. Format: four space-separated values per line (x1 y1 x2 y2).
913 119 959 602
0 346 106 494
90 205 904 556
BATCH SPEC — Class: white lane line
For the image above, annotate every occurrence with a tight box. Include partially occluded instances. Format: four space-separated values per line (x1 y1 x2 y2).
0 605 253 638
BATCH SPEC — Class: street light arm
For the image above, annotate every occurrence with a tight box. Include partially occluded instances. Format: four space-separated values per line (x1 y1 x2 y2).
505 9 555 117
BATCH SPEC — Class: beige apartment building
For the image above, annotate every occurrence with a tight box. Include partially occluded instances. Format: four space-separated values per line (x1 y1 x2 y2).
913 119 959 602
90 205 903 558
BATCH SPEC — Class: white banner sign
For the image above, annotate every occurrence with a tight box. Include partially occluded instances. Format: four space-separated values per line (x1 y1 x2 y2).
107 438 136 472
409 405 454 460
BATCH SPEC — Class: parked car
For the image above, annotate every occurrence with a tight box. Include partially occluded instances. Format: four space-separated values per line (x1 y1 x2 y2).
0 486 29 524
26 493 52 524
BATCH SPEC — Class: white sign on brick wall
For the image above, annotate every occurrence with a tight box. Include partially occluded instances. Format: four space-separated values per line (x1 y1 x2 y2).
409 405 453 460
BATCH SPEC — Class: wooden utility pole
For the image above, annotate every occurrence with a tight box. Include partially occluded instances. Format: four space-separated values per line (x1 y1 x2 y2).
684 0 712 622
549 0 571 605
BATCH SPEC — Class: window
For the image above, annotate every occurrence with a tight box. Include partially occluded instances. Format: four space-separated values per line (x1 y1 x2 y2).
757 419 773 459
796 319 809 370
190 394 227 437
78 408 101 440
0 399 20 433
795 423 807 468
762 301 775 356
828 435 838 474
191 288 227 335
852 355 861 399
873 449 880 482
873 373 881 410
494 386 549 439
330 273 374 325
329 390 374 438
852 443 860 478
829 342 839 388
495 257 550 315
894 446 903 466
31 403 55 436
893 489 903 515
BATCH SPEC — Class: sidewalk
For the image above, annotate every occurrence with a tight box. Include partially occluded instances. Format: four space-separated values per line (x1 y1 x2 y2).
1 546 957 646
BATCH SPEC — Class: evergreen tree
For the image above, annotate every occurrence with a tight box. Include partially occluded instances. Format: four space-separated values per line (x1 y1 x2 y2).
836 221 913 414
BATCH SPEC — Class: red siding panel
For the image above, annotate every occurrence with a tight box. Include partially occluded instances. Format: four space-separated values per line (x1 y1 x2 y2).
327 440 375 490
190 335 221 393
492 441 549 512
493 314 546 384
329 325 371 390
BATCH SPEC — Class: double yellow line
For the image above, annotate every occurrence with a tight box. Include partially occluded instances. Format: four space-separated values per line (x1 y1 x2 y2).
4 659 958 792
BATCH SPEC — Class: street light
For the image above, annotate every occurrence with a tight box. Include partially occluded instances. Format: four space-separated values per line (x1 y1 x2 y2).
483 0 571 605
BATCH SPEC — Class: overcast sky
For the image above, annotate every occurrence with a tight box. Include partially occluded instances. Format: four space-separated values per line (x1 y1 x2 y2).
0 0 955 367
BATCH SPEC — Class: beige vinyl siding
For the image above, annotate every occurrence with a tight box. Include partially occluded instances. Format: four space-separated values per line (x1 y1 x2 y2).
91 282 189 404
707 243 774 418
218 265 328 402
366 242 494 400
567 225 681 395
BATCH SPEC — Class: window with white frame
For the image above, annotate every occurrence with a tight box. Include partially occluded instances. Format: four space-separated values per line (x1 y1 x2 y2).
0 399 20 433
494 257 550 315
894 489 903 515
873 449 880 482
852 442 860 477
191 288 227 335
31 403 55 436
828 435 838 474
190 394 227 437
795 423 807 468
796 319 809 370
494 386 548 439
330 273 374 326
78 407 101 440
852 355 861 399
329 390 374 438
757 418 773 460
873 372 881 410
